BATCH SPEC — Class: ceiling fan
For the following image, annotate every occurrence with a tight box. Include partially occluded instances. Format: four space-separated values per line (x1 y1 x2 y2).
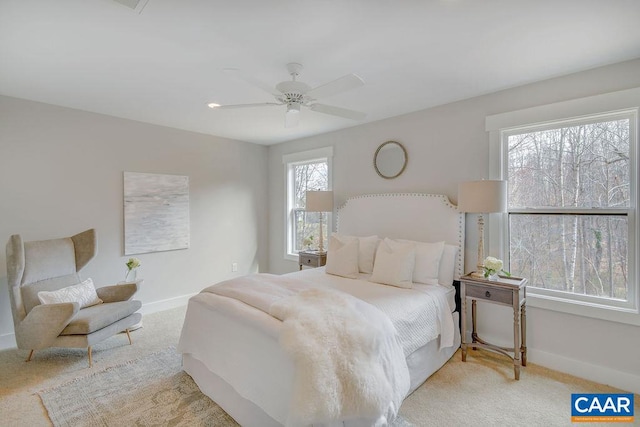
208 63 366 128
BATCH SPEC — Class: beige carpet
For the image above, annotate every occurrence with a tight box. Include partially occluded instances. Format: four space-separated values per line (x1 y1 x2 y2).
402 350 640 426
1 305 637 426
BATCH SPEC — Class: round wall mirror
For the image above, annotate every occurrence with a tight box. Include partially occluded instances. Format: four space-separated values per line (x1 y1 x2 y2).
374 141 408 179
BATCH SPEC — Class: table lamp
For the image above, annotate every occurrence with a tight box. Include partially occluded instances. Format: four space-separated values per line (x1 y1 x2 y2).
305 190 334 253
458 180 507 278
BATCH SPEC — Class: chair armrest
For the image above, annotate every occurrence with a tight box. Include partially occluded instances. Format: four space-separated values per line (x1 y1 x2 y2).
96 280 141 303
16 302 80 350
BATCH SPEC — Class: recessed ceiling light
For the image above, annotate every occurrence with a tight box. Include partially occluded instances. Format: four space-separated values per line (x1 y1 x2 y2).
207 103 221 108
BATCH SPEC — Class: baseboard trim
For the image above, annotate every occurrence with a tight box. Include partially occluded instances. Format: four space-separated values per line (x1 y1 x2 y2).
464 331 640 395
138 293 196 316
528 348 640 395
0 332 16 350
0 293 196 351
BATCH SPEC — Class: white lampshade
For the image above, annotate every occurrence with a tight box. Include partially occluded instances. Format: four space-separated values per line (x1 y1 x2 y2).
458 180 507 213
305 191 334 212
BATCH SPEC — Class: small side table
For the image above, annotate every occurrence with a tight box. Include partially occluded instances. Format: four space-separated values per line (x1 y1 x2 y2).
460 274 527 380
298 251 327 270
118 279 144 330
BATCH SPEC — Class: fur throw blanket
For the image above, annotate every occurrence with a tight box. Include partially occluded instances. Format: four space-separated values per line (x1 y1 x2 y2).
270 287 410 426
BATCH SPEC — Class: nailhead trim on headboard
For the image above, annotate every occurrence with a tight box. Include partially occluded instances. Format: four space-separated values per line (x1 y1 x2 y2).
336 193 464 280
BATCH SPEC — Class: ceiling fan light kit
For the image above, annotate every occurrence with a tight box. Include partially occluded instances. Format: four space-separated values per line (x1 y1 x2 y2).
285 104 301 128
287 103 301 113
210 63 366 128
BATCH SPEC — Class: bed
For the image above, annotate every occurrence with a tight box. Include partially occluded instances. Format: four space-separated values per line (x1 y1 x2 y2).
178 193 464 426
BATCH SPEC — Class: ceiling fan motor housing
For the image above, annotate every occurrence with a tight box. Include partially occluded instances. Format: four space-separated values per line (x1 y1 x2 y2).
276 80 312 106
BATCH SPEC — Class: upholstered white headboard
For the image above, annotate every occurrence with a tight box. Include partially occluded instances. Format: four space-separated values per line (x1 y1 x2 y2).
337 193 464 280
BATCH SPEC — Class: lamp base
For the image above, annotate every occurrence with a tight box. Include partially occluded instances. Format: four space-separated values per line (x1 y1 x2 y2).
469 270 485 279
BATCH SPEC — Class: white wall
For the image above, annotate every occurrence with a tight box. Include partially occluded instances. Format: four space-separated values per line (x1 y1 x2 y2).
267 59 640 393
0 96 269 348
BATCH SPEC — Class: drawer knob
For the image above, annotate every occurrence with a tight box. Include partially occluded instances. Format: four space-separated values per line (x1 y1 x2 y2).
485 291 491 298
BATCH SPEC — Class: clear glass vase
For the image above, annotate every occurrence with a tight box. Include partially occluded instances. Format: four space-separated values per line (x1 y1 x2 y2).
124 269 137 283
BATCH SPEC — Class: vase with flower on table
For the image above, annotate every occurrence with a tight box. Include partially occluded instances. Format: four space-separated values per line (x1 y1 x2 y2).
121 257 143 329
483 256 510 281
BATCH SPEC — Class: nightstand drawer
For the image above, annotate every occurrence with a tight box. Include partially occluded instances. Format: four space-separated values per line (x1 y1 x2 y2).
300 255 321 267
466 284 512 305
298 252 327 269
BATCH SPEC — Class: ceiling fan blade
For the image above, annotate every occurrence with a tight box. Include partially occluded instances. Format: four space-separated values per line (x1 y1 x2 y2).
223 68 279 96
285 109 300 128
306 74 364 100
211 102 282 109
309 103 367 121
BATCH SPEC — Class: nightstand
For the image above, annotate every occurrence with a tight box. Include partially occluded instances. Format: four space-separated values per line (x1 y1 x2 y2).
460 274 527 380
298 251 327 270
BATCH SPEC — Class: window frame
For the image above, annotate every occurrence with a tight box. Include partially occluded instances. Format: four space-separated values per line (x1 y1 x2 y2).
486 88 640 326
283 147 333 261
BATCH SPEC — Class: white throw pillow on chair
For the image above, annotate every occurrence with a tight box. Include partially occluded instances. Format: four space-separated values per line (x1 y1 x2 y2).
37 278 103 308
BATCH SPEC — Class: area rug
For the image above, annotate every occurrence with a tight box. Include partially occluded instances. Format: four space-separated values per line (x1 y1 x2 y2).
38 347 412 426
38 348 238 426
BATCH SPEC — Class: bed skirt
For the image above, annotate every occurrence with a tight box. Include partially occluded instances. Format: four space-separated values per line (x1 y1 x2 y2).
182 312 460 427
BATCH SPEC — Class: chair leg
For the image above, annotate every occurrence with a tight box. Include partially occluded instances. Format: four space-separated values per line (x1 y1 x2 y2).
125 328 132 345
26 349 34 362
88 346 92 368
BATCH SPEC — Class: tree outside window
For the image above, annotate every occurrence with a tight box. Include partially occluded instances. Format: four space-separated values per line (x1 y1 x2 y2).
291 160 328 253
506 113 633 306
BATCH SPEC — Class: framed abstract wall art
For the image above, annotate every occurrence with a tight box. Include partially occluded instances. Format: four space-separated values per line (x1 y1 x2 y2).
124 172 190 255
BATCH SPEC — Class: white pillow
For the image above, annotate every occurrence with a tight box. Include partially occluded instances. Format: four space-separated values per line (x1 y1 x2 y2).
332 233 380 273
369 239 415 289
438 244 459 288
395 239 445 285
356 235 380 273
325 236 359 279
38 278 103 308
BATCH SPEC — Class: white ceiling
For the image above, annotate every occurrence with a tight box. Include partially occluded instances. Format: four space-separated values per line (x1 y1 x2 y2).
1 0 640 145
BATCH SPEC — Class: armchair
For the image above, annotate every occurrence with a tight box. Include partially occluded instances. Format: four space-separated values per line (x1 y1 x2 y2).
5 229 142 366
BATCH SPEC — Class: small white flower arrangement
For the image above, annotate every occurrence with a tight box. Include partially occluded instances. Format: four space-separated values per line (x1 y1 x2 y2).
483 256 510 279
302 235 315 250
126 257 141 270
125 257 141 281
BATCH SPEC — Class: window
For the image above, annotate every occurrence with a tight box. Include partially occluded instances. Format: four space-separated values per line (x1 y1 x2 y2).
487 88 640 324
505 112 635 310
283 147 332 259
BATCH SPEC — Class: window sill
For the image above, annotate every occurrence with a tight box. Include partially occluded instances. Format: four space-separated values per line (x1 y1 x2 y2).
527 293 640 326
284 254 298 262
